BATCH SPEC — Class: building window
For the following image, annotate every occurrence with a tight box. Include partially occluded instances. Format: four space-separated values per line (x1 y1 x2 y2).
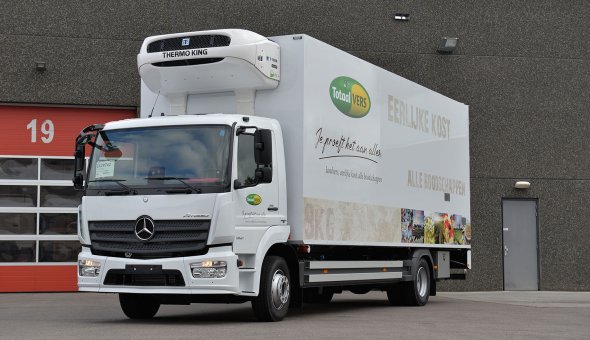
39 213 77 235
0 156 81 264
0 185 37 207
0 213 36 234
39 241 80 262
40 186 83 207
0 158 38 180
40 159 74 180
0 241 36 262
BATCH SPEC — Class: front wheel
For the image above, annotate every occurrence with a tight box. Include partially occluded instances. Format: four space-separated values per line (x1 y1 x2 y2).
252 256 291 322
119 293 160 319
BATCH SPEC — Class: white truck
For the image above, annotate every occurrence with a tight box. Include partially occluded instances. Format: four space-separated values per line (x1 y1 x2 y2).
73 29 471 321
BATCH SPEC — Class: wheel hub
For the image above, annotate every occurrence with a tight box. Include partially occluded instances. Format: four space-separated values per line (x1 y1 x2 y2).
416 267 428 297
271 269 290 310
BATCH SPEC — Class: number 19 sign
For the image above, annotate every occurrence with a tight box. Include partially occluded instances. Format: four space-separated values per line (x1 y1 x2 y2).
0 106 135 157
26 119 55 144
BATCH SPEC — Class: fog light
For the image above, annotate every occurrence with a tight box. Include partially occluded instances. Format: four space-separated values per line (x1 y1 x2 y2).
190 261 227 278
79 259 101 277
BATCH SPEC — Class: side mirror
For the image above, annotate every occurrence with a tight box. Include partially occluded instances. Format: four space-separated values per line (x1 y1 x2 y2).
254 129 272 165
255 167 272 184
74 144 85 171
72 125 103 191
73 137 87 191
73 173 84 190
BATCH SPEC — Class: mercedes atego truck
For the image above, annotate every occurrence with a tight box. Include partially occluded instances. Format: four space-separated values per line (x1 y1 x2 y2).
73 29 471 321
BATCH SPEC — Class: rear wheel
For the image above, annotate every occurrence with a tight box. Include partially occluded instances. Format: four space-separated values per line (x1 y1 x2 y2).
252 256 291 322
119 293 160 319
387 258 431 306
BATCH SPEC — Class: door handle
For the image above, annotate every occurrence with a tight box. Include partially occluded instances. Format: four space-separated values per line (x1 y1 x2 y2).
504 245 508 256
268 205 278 211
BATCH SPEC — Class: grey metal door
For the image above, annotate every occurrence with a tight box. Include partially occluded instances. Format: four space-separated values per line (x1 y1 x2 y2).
502 199 539 290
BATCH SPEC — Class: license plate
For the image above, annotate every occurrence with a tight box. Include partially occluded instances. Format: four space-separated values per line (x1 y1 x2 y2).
124 264 163 274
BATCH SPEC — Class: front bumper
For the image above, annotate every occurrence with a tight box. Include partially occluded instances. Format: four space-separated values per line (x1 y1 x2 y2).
78 246 241 295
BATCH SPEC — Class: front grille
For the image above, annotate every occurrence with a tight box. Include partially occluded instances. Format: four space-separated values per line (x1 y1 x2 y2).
89 219 210 259
104 269 185 286
147 35 231 53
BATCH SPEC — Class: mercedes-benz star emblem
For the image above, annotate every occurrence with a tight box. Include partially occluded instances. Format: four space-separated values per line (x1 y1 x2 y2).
134 216 155 241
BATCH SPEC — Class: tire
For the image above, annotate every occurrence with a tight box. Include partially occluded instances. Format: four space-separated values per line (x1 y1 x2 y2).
119 293 160 319
302 287 334 304
387 258 431 306
252 256 291 322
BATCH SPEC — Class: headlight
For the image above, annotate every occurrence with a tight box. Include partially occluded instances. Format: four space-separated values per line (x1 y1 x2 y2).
190 261 227 278
79 259 101 277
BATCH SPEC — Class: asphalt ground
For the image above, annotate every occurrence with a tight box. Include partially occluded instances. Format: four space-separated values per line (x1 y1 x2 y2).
0 291 588 339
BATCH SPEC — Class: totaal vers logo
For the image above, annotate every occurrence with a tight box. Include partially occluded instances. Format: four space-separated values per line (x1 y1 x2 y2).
329 76 371 118
246 194 262 206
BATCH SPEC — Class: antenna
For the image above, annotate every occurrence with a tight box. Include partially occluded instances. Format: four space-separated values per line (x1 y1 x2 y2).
148 91 161 118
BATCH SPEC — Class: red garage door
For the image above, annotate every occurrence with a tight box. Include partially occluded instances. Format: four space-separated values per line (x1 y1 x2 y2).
0 106 135 292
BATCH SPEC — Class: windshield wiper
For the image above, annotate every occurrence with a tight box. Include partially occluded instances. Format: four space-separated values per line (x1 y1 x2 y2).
145 176 202 193
87 179 137 195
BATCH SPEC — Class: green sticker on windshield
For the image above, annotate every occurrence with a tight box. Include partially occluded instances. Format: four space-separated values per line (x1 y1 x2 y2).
246 194 262 206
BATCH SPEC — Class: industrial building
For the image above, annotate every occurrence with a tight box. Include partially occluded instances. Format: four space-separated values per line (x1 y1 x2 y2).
0 1 587 292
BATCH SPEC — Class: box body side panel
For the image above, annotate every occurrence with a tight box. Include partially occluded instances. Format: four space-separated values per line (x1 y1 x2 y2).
300 36 470 248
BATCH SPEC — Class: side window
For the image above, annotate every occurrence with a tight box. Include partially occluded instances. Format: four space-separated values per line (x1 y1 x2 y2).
237 134 257 185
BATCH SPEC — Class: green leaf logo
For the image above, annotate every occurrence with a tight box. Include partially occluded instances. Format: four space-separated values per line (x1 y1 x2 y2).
246 194 262 206
329 76 371 118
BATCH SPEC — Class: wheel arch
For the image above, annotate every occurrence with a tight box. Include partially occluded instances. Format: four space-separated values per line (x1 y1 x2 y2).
250 225 290 295
266 243 299 285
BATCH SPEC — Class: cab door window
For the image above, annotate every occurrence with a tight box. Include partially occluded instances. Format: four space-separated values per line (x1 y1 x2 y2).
237 134 257 185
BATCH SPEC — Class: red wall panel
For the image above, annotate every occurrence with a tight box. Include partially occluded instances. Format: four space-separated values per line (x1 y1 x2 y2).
0 106 136 157
0 266 78 292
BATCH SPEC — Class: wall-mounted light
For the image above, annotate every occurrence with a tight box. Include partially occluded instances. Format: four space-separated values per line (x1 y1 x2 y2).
514 181 531 189
394 13 410 21
437 37 458 54
35 61 47 72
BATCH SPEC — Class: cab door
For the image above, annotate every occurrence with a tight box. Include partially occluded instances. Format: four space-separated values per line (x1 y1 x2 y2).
233 127 283 230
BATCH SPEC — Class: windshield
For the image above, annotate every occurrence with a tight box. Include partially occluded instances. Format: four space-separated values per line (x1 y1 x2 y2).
87 125 232 194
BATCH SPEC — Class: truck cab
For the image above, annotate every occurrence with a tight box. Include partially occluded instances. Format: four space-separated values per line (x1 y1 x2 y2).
75 112 296 320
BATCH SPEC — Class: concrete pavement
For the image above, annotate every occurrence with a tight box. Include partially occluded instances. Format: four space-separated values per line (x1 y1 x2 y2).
0 291 588 339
